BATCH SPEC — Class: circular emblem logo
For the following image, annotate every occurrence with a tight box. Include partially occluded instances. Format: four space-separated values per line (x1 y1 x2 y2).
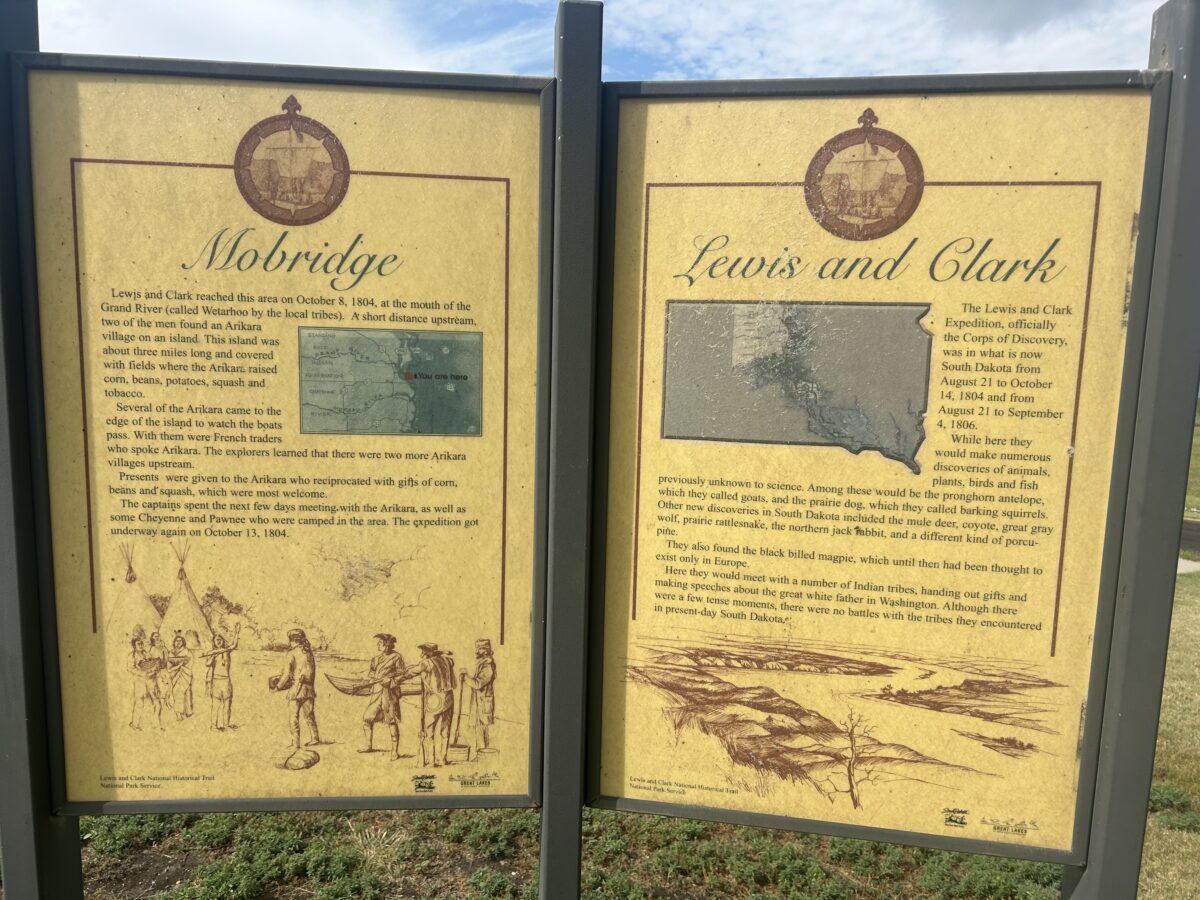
234 95 350 226
804 108 923 241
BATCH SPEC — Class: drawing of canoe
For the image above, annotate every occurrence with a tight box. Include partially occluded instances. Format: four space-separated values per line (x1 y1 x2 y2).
324 673 421 697
325 674 375 696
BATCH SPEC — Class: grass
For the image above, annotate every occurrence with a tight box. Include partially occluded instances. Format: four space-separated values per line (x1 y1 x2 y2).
1139 571 1200 898
1149 574 1200 804
75 809 543 899
1181 413 1200 515
64 807 1069 900
1176 419 1200 558
1136 819 1200 900
580 815 1062 899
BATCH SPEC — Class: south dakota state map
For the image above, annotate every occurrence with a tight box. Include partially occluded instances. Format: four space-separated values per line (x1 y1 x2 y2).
661 302 930 472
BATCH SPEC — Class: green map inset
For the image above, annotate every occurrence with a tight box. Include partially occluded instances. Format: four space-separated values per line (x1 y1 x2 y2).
661 302 930 472
299 327 482 436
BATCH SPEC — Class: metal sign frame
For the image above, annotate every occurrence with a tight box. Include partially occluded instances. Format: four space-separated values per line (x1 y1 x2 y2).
0 0 85 896
584 40 1192 887
7 52 556 817
539 3 603 898
1061 3 1200 894
3 1 1199 898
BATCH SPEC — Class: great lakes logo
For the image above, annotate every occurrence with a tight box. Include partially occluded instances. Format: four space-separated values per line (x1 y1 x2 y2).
234 95 350 226
804 108 924 241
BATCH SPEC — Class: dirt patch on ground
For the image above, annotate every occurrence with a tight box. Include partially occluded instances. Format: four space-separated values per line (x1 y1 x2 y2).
82 838 212 900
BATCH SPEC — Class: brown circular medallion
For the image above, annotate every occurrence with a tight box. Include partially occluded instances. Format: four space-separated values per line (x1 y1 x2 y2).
234 95 350 226
804 108 923 241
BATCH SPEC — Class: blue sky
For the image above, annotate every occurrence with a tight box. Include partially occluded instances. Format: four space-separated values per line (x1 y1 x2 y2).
37 0 1162 80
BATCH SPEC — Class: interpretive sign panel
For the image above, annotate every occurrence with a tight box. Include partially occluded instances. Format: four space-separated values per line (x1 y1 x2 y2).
22 64 547 808
596 87 1155 856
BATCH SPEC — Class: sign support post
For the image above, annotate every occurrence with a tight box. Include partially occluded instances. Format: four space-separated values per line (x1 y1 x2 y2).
0 0 85 895
539 2 602 899
1062 0 1200 896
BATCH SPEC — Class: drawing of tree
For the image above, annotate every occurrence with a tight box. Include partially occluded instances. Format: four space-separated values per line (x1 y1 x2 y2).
843 710 869 808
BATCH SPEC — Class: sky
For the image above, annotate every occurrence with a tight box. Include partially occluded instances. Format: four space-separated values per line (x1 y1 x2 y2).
36 0 1165 81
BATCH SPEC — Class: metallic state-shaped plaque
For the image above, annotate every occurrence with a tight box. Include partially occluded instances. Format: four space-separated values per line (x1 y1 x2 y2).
804 108 923 241
234 95 351 226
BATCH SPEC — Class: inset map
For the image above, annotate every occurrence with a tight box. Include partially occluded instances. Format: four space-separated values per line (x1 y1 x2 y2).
661 301 930 472
299 327 482 436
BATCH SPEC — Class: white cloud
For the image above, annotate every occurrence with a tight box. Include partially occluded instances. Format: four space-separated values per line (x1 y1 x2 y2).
603 0 1162 80
36 0 1163 80
38 0 553 75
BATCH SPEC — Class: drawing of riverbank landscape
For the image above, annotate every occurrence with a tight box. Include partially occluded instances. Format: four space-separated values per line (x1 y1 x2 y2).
626 632 1066 810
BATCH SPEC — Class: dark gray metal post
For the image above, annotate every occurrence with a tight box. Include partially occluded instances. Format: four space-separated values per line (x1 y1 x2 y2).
0 0 86 897
1063 0 1200 896
539 2 602 899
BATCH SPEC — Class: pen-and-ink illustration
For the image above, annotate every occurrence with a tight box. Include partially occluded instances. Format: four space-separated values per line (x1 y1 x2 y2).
803 108 924 241
355 633 407 759
102 542 505 780
324 635 499 766
462 638 498 758
299 328 482 435
203 624 240 732
410 642 458 767
627 632 1062 808
270 627 322 769
166 632 194 720
661 301 931 472
113 544 246 734
316 546 427 605
234 95 350 227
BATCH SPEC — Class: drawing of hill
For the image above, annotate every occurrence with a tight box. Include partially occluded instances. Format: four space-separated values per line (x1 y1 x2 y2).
627 632 1064 808
630 656 973 808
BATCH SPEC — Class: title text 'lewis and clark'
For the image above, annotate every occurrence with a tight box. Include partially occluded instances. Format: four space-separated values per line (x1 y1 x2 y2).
673 234 1063 286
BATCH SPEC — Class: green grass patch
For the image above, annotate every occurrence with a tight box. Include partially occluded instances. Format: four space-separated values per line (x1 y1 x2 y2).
1154 573 1200 803
81 814 195 855
167 813 381 900
1139 571 1200 895
1182 411 1200 515
1158 810 1200 834
1150 782 1194 813
577 810 1062 899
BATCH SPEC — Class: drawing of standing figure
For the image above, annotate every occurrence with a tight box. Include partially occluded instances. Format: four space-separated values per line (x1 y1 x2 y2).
166 632 194 720
359 633 406 760
271 628 320 748
149 631 171 711
407 643 455 767
202 624 240 731
461 638 496 755
128 635 164 731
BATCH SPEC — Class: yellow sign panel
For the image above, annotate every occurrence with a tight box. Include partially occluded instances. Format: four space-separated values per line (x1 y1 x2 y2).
29 70 543 803
599 91 1151 851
